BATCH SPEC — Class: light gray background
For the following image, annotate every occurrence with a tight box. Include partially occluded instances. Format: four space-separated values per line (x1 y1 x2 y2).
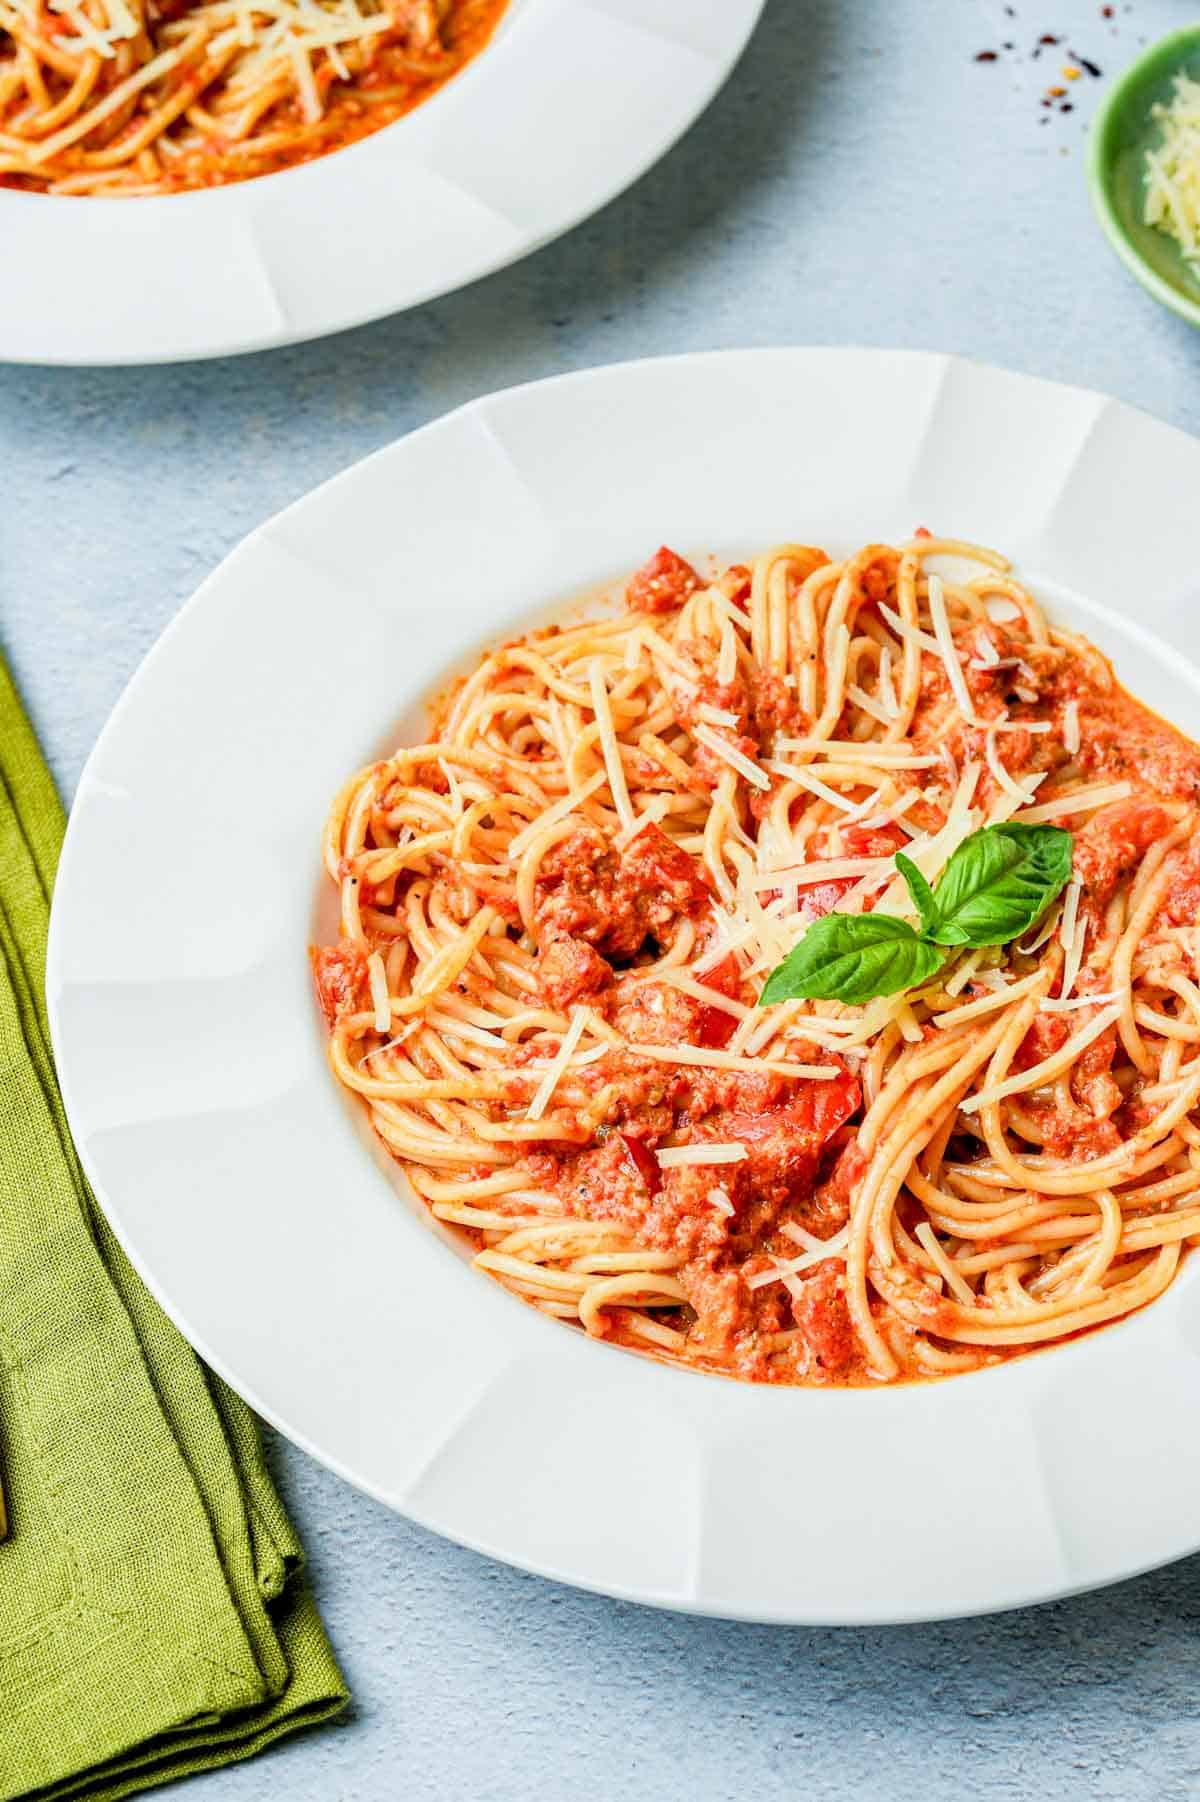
4 0 1200 1796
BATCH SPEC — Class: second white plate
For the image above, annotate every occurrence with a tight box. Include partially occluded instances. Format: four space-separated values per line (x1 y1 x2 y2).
47 349 1200 1621
0 0 764 365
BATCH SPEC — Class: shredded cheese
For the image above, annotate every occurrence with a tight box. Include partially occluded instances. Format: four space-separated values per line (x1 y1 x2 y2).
777 739 939 768
656 969 754 1019
526 1007 589 1123
932 970 1042 1028
707 1186 736 1217
1063 700 1081 756
879 599 940 654
744 1223 850 1291
846 683 895 727
1041 990 1119 1014
1014 781 1132 824
615 792 673 849
656 1142 748 1169
959 1004 1122 1114
751 857 886 891
627 1042 836 1078
1144 73 1200 271
694 723 770 791
894 999 924 1043
984 768 1047 826
984 720 1038 805
928 573 981 726
874 761 981 912
943 949 985 997
1058 877 1085 1003
589 660 635 832
1014 900 1061 957
765 762 864 813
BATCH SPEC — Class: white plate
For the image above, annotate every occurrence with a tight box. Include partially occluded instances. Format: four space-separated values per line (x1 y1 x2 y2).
0 0 763 366
48 349 1200 1623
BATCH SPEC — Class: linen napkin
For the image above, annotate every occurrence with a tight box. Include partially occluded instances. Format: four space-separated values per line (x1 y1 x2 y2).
0 652 349 1801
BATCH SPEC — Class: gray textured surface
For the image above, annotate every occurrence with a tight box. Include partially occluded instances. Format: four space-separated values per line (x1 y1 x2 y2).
5 0 1200 1795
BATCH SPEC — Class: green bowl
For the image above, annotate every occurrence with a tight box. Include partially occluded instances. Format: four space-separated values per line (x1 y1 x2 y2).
1088 25 1200 328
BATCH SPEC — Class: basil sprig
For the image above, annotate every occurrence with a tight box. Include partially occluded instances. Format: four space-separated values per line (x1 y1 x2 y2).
759 823 1073 1008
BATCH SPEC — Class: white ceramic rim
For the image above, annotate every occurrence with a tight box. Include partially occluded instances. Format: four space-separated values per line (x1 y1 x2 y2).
0 0 764 366
47 348 1200 1623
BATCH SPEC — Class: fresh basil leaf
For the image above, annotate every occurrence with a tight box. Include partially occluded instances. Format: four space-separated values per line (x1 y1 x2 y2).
923 823 1073 947
759 912 946 1007
895 851 940 936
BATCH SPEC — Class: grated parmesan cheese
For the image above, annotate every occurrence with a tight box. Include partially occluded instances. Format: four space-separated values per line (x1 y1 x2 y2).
932 970 1042 1028
1041 990 1119 1014
1058 877 1084 1003
764 761 863 813
589 660 635 832
845 682 895 727
526 1007 589 1123
1063 700 1081 756
776 739 939 768
615 792 674 849
879 599 939 654
928 574 981 726
960 1004 1121 1114
655 969 754 1019
1014 781 1132 824
694 723 770 791
744 1223 850 1290
1144 73 1200 271
751 857 887 892
657 1142 748 1169
984 720 1037 805
627 1042 836 1079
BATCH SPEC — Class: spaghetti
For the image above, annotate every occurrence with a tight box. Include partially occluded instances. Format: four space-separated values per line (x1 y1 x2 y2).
315 536 1200 1386
0 0 506 195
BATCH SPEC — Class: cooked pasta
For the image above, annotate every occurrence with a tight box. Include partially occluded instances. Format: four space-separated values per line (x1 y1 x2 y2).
0 0 506 194
314 535 1200 1385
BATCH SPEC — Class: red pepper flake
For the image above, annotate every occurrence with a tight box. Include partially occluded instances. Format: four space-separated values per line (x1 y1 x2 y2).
1047 84 1066 97
975 49 999 61
1039 32 1061 44
1101 4 1113 15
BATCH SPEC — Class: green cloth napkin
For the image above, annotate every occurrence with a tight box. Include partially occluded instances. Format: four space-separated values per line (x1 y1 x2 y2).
0 654 349 1801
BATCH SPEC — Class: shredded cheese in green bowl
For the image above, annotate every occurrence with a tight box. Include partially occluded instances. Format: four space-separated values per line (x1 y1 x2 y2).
1088 27 1200 328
